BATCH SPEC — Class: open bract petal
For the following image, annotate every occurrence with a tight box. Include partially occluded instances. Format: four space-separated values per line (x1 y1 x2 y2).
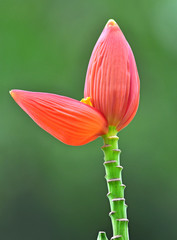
10 90 108 146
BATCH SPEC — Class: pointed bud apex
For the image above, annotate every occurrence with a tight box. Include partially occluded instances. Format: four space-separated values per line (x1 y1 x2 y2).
106 19 119 28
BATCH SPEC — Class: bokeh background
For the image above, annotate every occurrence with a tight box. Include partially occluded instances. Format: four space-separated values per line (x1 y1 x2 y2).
1 0 177 239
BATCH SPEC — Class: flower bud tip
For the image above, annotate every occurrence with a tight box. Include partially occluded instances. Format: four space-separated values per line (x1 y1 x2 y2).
106 19 118 28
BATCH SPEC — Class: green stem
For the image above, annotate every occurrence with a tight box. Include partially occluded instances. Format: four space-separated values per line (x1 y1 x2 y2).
101 126 129 240
97 232 109 240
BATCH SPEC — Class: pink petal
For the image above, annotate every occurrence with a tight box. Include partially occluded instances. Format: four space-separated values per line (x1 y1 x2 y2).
10 90 108 146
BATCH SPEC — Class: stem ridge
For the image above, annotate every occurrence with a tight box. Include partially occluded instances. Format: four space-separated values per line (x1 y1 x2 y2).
101 126 129 240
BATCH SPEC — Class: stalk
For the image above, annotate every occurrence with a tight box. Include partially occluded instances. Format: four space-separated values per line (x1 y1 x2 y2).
97 231 108 240
101 126 129 240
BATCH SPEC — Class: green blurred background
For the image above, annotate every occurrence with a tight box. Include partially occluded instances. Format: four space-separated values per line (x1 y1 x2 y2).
0 0 177 239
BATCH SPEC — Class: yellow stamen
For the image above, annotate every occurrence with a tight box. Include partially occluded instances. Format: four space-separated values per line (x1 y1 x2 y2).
81 97 93 107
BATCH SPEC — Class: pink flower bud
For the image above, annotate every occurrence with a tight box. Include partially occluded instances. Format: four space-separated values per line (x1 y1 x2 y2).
84 19 140 131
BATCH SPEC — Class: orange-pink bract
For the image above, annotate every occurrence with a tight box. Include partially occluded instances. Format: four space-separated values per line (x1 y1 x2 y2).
10 90 107 146
10 19 140 146
84 19 140 131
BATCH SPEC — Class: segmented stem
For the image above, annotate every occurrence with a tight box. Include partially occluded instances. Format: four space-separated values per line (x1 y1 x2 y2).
97 232 109 240
101 126 129 240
